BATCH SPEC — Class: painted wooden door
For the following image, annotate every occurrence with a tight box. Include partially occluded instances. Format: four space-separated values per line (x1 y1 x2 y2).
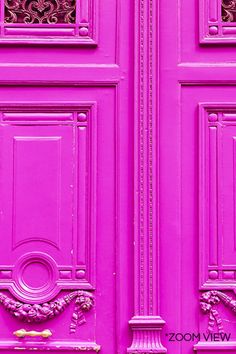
157 0 236 353
0 1 133 353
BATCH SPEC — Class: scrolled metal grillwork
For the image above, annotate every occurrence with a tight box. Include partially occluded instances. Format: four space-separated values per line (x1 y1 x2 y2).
222 0 236 22
4 0 76 24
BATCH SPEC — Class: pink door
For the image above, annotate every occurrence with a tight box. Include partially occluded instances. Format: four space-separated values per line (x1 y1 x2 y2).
0 1 133 353
3 1 234 353
158 0 236 353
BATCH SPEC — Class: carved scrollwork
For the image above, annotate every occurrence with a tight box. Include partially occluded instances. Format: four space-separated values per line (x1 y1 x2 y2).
4 0 76 24
200 290 236 333
0 290 94 333
222 0 236 22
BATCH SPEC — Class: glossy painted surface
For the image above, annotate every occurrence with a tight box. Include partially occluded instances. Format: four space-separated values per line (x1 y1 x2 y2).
4 0 234 353
159 0 236 353
0 0 133 353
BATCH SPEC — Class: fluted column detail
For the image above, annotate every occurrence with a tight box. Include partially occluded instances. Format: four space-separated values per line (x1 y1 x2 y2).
128 0 166 352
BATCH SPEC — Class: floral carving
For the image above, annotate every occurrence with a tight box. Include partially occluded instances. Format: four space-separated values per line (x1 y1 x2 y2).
222 0 236 22
200 290 236 333
0 290 94 333
4 0 76 24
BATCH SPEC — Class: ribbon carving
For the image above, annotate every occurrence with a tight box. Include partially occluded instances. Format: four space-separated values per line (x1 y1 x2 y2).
200 290 236 333
0 291 94 333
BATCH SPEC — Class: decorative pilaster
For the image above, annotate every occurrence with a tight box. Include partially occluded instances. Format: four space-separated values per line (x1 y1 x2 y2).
128 0 166 353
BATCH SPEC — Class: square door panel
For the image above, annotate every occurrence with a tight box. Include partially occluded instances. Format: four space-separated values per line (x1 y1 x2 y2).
0 86 116 353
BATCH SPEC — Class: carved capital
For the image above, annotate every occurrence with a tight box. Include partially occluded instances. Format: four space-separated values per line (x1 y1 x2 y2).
128 317 166 354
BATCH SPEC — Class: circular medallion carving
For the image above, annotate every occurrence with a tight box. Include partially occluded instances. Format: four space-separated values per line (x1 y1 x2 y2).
21 261 51 289
13 252 58 303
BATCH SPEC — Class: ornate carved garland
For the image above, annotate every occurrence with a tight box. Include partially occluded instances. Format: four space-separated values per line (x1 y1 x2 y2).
0 290 94 333
200 290 236 333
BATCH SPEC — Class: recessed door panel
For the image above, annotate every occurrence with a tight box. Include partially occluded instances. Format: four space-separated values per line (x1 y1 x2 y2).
159 0 236 350
0 86 119 353
0 0 133 352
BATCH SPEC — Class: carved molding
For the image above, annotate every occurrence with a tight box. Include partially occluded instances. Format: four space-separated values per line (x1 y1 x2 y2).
0 342 101 352
128 0 166 352
0 103 97 304
0 290 94 333
199 104 236 290
0 0 97 45
200 290 236 333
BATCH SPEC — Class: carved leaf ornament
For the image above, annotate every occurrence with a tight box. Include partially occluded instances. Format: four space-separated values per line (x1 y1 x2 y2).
0 290 94 333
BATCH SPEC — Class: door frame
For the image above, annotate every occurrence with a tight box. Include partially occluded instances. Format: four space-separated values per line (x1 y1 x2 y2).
0 0 165 352
127 1 166 353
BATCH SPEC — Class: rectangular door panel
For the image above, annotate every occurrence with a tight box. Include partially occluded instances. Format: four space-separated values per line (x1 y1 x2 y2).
1 124 74 265
0 0 125 66
160 86 236 354
2 0 96 45
200 105 236 288
0 86 117 353
158 0 236 350
0 0 132 351
178 0 236 64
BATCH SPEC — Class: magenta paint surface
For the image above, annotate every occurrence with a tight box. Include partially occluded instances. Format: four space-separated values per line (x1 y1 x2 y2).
0 96 118 352
0 0 133 352
158 0 236 352
2 0 236 353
